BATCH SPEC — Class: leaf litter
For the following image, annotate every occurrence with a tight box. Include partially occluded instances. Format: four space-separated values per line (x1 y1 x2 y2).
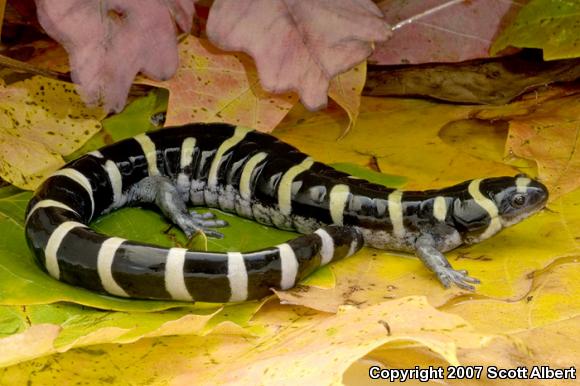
0 86 578 381
1 3 580 379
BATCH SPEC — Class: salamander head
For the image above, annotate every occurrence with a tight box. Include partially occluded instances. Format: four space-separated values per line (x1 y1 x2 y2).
494 175 549 226
451 175 549 244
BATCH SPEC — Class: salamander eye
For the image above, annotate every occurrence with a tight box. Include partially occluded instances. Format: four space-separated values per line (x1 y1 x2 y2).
511 193 526 207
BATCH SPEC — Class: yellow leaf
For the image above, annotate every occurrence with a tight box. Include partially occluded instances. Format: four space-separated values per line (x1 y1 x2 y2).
0 76 104 189
1 298 492 385
273 96 580 312
0 324 60 367
442 256 580 335
4 89 579 384
276 98 516 190
0 308 220 367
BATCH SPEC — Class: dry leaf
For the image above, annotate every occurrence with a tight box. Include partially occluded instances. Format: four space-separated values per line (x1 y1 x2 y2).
0 76 104 189
328 61 367 135
137 36 298 132
504 94 580 200
1 298 494 385
364 52 580 105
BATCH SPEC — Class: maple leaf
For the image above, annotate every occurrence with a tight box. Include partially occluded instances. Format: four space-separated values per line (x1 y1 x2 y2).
137 36 298 132
371 0 527 65
206 0 391 111
35 0 195 113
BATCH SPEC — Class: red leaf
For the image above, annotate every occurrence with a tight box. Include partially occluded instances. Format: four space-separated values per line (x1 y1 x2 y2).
35 0 195 113
206 0 391 111
371 0 527 65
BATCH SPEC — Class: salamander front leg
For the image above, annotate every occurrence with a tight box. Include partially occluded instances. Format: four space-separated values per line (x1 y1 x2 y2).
127 176 228 239
189 210 229 231
415 234 480 291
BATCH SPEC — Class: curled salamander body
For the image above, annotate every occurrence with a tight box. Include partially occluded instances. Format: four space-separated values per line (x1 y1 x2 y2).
25 124 548 302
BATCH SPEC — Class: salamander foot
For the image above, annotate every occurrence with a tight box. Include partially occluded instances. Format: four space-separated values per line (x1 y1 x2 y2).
434 267 480 291
126 176 230 239
415 234 480 291
185 210 228 239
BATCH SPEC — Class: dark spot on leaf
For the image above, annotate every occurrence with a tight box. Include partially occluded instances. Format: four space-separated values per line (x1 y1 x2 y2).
378 320 391 335
107 8 127 23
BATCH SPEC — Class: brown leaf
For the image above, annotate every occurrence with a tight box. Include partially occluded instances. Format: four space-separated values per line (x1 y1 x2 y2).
365 51 580 105
505 94 580 200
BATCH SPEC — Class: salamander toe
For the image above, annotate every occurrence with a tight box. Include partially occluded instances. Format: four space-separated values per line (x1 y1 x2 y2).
435 267 480 291
190 210 216 220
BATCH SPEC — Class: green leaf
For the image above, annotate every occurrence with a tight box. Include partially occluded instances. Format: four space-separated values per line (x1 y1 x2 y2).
330 162 406 187
491 0 580 60
24 303 217 349
0 187 184 311
0 297 269 366
93 207 297 253
0 302 220 366
0 307 25 337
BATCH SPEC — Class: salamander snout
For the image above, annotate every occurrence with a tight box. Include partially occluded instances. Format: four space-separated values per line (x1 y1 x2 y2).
494 174 549 227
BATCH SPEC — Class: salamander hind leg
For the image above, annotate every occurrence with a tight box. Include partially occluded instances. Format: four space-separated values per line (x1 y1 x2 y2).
127 176 228 239
415 234 480 291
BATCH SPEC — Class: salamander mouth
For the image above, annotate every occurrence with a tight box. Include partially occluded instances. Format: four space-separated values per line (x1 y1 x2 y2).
499 203 546 228
500 212 529 228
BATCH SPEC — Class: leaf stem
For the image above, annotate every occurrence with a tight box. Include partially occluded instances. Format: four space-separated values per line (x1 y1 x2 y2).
0 54 69 81
392 0 466 31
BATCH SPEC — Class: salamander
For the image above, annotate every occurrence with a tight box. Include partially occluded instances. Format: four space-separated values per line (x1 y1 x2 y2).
24 123 549 302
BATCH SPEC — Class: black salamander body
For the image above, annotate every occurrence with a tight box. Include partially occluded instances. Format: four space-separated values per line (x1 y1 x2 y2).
24 124 548 302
